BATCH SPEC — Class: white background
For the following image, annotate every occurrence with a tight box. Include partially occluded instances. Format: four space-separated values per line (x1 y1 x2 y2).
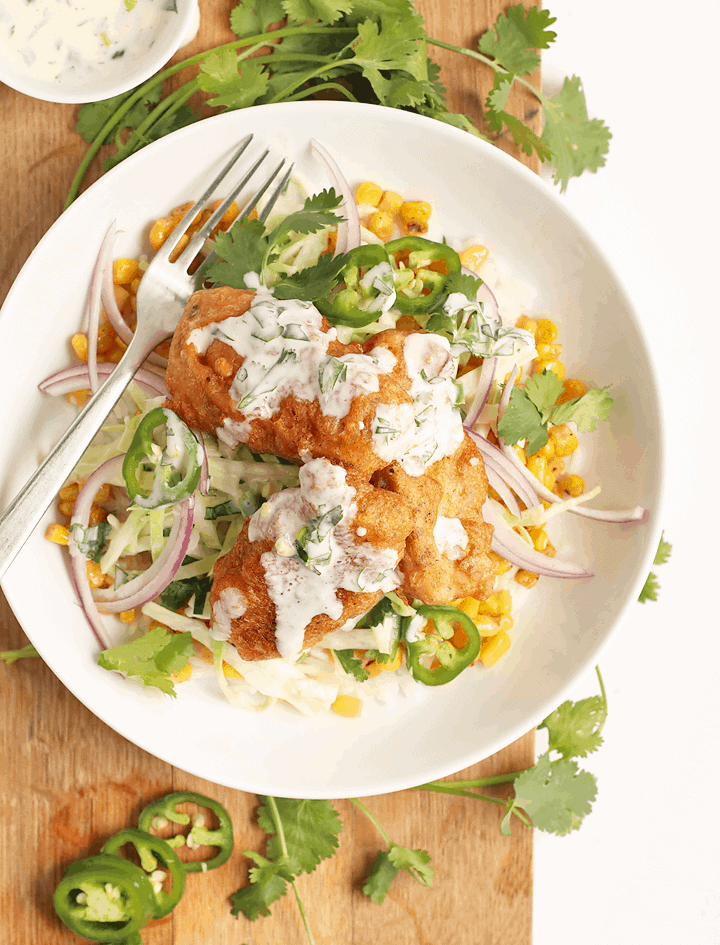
535 1 718 942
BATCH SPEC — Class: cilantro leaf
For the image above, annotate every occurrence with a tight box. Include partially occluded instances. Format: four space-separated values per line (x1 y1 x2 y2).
76 85 162 144
161 574 213 615
272 251 349 301
503 752 597 836
349 14 426 82
446 271 483 300
198 52 269 110
97 627 193 696
230 855 288 920
541 76 612 191
491 109 552 161
0 644 40 665
335 649 369 682
550 386 613 432
539 695 606 760
230 0 285 37
478 4 557 76
416 106 487 140
266 189 343 248
654 532 672 566
362 850 399 904
638 571 660 603
497 386 547 455
282 0 353 25
257 797 342 875
524 370 565 423
387 844 434 886
204 218 269 289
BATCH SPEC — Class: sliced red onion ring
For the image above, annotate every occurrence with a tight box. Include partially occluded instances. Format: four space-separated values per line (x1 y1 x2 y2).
485 467 521 517
100 225 168 370
483 500 593 579
464 425 540 510
310 139 361 254
39 363 168 398
86 223 118 393
464 356 496 428
68 455 125 649
93 496 195 613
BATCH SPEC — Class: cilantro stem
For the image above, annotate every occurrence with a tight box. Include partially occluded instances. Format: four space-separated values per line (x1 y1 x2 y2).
267 61 345 105
350 798 391 845
64 25 354 208
285 82 359 104
265 796 315 945
412 782 532 827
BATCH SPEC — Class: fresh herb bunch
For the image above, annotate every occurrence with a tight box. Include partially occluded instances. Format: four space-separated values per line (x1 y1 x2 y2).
231 667 606 942
68 1 610 206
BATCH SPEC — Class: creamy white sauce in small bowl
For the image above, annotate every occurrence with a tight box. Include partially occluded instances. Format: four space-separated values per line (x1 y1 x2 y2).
0 0 199 103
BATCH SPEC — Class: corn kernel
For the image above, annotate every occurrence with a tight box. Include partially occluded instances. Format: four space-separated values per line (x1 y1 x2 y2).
332 695 362 718
94 483 112 503
549 423 578 457
536 342 562 359
474 614 502 638
515 315 537 338
365 646 404 677
378 190 403 215
114 284 130 310
120 610 135 623
97 322 116 355
536 440 555 460
326 230 337 254
171 661 193 684
71 333 88 362
494 589 512 614
400 200 431 235
534 358 565 380
498 615 514 632
223 663 241 678
355 181 383 206
455 596 480 620
480 631 511 667
112 258 140 285
86 561 105 589
367 210 394 242
459 244 489 274
149 217 176 251
89 507 107 526
489 551 512 575
559 474 585 497
514 569 539 589
168 233 190 263
170 201 195 221
45 523 69 545
528 527 550 553
58 483 79 502
66 389 91 406
513 445 527 465
536 318 558 344
58 500 74 516
557 378 587 405
219 201 239 230
527 453 555 491
129 278 141 297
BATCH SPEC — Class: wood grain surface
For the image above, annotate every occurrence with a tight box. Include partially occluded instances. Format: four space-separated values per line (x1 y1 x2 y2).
0 2 541 942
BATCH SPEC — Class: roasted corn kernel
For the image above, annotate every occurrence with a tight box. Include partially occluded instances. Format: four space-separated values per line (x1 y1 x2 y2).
355 181 383 206
332 695 362 717
559 474 585 497
557 378 587 405
86 561 105 589
536 318 558 344
367 210 394 242
378 190 403 215
489 550 512 575
149 217 176 251
480 631 511 667
71 333 88 362
112 258 140 285
514 569 539 589
515 315 537 338
549 423 578 457
400 200 431 235
120 610 136 624
534 358 565 380
45 523 69 545
459 244 489 274
171 662 193 684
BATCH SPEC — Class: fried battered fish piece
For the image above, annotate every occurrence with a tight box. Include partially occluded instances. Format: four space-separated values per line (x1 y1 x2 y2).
372 433 495 605
165 286 413 479
210 458 411 661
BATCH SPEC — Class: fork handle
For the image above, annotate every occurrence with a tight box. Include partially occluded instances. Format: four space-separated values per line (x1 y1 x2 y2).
0 336 162 582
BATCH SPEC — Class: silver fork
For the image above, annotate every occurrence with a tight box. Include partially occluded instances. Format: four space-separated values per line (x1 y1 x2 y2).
0 135 293 580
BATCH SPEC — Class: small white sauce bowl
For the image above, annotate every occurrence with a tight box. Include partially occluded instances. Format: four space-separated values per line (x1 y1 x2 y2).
0 0 200 104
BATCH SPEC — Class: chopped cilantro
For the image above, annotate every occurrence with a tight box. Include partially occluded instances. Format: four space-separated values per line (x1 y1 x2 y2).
335 648 369 681
160 574 213 615
69 521 111 562
97 626 193 696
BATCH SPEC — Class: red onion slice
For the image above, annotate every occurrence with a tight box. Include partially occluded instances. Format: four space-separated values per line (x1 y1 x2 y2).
464 356 496 428
93 496 195 613
39 363 168 398
485 467 521 517
483 499 593 579
310 139 361 254
86 223 118 393
68 455 125 649
464 426 540 510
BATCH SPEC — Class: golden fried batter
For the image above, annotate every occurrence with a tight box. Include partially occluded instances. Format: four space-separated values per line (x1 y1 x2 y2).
165 286 413 479
210 459 412 661
373 434 495 604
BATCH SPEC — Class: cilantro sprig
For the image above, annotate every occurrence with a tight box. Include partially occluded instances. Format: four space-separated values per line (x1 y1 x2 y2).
497 369 613 455
67 2 609 207
638 532 672 603
0 643 40 664
97 625 194 696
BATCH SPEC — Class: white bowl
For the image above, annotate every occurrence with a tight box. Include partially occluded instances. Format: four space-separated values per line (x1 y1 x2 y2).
0 0 199 104
0 102 664 797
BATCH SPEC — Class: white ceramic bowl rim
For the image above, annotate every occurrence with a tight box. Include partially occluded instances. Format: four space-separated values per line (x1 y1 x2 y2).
0 101 665 797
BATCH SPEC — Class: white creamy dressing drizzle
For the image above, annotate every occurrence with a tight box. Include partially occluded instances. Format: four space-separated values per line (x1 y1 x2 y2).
442 290 536 362
372 333 464 476
359 261 396 313
186 287 396 449
211 587 247 642
433 515 469 560
131 407 203 509
244 458 400 659
0 0 170 83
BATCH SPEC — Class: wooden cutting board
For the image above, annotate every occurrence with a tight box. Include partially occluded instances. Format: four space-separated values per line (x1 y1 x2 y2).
0 2 541 942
